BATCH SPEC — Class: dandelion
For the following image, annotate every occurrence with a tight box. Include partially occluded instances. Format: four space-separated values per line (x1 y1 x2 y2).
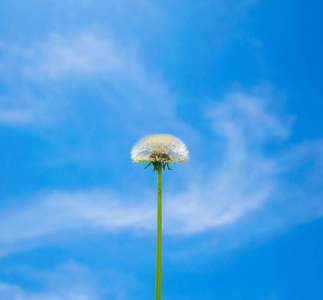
131 134 188 169
131 134 188 300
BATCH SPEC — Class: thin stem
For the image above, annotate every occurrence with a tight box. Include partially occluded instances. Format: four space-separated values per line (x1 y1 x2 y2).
155 162 162 300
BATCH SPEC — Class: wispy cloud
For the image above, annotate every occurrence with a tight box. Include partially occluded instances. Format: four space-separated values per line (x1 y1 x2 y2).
0 190 156 245
0 31 176 126
0 261 137 300
22 32 132 79
0 109 35 125
0 89 322 255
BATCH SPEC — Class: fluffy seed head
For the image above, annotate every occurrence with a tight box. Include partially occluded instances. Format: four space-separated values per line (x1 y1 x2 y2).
131 134 189 163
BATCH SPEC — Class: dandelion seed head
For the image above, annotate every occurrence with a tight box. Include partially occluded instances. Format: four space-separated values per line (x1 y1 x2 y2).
131 134 189 163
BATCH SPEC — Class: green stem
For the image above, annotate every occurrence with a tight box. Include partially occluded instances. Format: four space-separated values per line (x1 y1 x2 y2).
155 163 162 300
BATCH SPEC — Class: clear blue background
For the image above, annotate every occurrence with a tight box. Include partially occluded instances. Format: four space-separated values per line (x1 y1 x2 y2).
0 1 322 299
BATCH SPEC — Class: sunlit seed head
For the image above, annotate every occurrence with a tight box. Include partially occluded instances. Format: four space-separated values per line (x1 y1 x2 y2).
131 134 189 163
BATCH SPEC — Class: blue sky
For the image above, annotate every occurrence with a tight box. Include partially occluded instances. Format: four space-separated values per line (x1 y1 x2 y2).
0 0 322 299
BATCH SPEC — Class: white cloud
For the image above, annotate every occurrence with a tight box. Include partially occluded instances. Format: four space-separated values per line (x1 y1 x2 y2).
163 91 291 234
0 31 176 125
0 109 35 124
0 89 322 253
0 190 156 245
0 261 136 300
0 92 52 125
22 32 129 79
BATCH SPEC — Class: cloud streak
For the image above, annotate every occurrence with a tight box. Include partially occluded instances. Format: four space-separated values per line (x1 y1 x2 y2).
0 261 137 300
0 31 176 126
0 89 322 254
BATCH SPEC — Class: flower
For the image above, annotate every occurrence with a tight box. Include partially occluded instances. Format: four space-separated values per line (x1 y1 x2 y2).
131 135 187 294
131 134 189 164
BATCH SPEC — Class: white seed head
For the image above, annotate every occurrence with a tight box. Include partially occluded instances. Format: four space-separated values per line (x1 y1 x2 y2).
131 134 189 163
